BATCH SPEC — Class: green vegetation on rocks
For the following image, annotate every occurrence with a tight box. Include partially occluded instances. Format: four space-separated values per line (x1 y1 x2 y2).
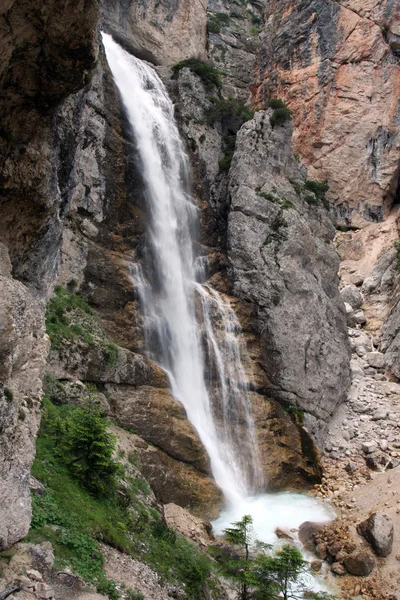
205 97 253 174
45 285 93 348
304 180 329 207
45 286 121 367
172 58 222 90
268 99 293 128
207 12 230 34
29 396 213 599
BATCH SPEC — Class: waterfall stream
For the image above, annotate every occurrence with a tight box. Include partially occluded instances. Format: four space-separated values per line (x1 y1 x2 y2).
102 33 262 505
102 37 334 589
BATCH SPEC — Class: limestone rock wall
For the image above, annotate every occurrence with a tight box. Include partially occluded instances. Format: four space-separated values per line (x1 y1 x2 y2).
254 0 400 227
102 0 208 66
0 0 99 549
0 0 357 546
227 111 351 442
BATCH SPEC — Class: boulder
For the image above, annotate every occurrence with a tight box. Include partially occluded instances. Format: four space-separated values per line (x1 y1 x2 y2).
163 504 212 548
351 310 367 326
344 550 376 576
331 562 346 576
357 513 394 557
362 442 377 454
340 285 364 310
275 528 294 541
29 477 46 497
298 521 325 552
365 352 385 370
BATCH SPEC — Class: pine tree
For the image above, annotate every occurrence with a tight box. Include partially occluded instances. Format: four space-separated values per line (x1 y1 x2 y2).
65 401 122 496
223 515 254 600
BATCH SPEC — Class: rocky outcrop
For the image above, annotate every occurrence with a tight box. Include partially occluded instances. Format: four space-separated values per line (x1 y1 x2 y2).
251 392 322 489
0 0 99 548
112 425 222 519
163 503 212 548
207 0 265 101
0 256 49 548
108 384 211 474
102 0 207 66
227 110 351 442
254 0 400 226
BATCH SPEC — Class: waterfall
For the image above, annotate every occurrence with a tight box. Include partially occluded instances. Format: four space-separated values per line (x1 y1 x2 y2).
102 33 263 504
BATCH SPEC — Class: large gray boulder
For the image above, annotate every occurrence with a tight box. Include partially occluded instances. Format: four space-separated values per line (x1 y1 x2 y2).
227 111 351 443
357 513 394 557
340 285 364 309
344 550 376 576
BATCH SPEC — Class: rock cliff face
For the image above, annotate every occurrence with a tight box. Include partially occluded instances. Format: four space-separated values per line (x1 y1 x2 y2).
102 0 208 65
227 111 350 440
254 0 400 226
0 0 99 548
0 0 356 547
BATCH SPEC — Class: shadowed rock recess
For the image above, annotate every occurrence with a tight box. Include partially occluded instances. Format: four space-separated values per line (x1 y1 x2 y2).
1 0 372 562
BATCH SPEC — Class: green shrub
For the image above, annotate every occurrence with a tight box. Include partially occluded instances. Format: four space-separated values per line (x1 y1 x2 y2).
250 14 262 25
126 589 144 600
270 106 293 127
103 342 119 367
268 98 286 109
207 12 230 33
304 179 329 207
172 58 222 89
45 286 93 349
283 402 305 423
207 96 253 126
207 18 221 33
257 191 282 204
282 199 294 210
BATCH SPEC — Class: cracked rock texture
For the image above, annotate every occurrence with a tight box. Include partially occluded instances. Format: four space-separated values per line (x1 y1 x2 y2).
254 0 400 226
227 111 351 442
0 0 98 548
102 0 208 66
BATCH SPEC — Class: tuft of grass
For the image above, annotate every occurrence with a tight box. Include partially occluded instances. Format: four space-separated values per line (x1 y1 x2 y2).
304 179 329 208
283 403 305 423
103 342 119 367
270 106 293 127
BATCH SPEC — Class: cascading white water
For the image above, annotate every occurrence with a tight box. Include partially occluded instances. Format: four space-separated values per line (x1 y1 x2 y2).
103 37 336 595
102 33 262 504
